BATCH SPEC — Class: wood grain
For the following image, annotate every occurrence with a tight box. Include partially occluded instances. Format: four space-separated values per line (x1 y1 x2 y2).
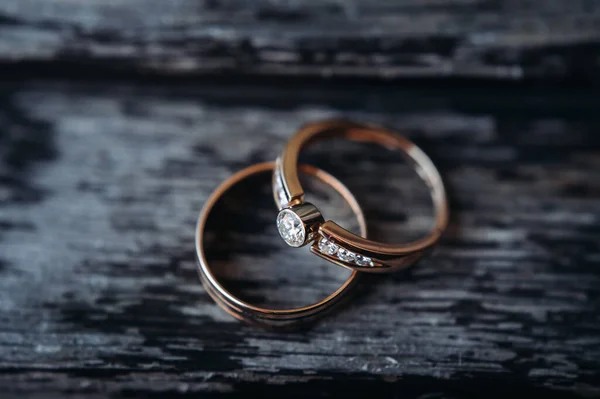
0 80 599 397
1 0 599 81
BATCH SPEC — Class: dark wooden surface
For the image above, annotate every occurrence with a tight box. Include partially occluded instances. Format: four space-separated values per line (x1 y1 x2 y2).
0 80 599 398
1 0 600 82
1 1 600 398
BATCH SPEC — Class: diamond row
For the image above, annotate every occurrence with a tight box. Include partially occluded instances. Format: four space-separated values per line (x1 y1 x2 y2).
273 167 288 209
317 237 374 267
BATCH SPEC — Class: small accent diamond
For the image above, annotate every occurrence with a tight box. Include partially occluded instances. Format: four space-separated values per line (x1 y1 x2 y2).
318 237 328 252
337 248 356 263
327 242 339 255
273 169 288 208
356 255 374 267
276 188 287 208
277 209 305 247
318 237 338 255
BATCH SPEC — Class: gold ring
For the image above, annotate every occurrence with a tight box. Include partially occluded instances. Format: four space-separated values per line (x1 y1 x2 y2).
273 119 449 273
195 161 367 329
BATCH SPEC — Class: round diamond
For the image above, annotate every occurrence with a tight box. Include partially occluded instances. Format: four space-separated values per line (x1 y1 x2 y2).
318 237 338 255
277 209 305 247
356 255 373 267
337 248 356 263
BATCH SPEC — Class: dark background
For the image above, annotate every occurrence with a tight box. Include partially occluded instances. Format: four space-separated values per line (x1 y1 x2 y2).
1 1 599 398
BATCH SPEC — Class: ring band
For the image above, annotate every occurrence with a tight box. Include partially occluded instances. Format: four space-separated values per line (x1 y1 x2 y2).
195 161 367 329
273 119 449 273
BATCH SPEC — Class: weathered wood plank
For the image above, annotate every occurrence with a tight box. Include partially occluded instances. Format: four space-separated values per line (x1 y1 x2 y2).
1 0 600 81
0 81 599 397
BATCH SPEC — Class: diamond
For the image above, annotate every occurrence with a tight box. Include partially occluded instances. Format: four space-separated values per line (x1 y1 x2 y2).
273 168 288 208
318 237 338 255
276 187 287 208
356 255 374 267
277 209 305 247
318 237 329 252
337 248 356 263
326 242 339 255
